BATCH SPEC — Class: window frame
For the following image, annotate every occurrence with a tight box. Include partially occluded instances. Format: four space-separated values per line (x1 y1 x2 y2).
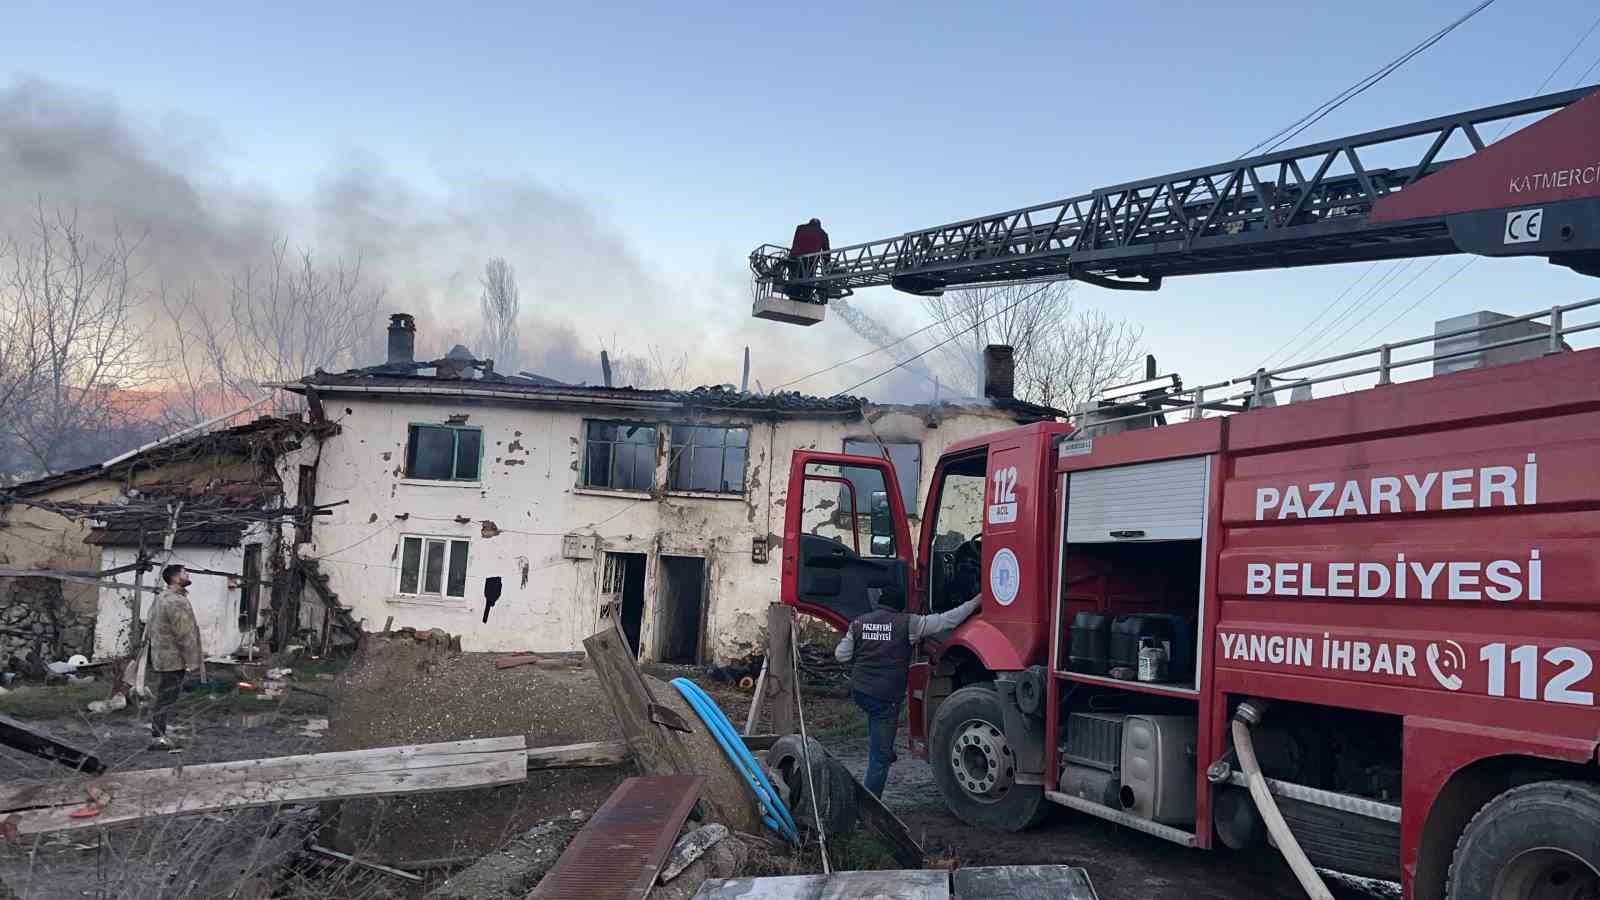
404 423 484 483
580 420 660 493
395 534 471 600
669 424 750 496
239 544 262 631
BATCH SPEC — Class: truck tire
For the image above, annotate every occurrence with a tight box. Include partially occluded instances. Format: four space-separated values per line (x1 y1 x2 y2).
1445 780 1600 900
930 685 1047 832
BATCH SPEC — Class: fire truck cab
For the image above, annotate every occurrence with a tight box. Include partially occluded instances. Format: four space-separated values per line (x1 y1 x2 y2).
781 307 1600 900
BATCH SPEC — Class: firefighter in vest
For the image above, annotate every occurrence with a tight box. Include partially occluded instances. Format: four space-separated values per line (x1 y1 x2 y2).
835 584 981 796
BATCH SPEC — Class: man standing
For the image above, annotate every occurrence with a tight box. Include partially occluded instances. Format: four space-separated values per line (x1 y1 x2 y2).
148 564 203 751
835 585 981 796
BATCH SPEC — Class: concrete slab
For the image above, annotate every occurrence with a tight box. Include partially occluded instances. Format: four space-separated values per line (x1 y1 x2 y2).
953 864 1098 899
693 869 948 899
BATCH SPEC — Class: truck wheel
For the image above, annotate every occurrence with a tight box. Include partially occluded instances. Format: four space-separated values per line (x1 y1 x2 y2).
1445 780 1600 900
930 685 1047 832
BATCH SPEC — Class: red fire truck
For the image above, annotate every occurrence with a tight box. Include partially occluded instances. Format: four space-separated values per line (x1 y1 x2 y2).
762 85 1600 900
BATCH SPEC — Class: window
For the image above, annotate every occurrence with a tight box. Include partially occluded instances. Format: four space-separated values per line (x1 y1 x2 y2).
296 465 317 543
670 426 749 494
799 461 899 559
927 454 987 613
398 536 470 599
842 439 922 512
583 421 658 491
239 544 262 631
405 424 482 481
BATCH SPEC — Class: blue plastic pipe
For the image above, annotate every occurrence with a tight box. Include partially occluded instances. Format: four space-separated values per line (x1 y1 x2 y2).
670 676 800 844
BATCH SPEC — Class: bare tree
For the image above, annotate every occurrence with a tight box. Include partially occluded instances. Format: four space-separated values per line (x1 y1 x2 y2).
921 281 1142 409
1018 308 1145 411
478 257 520 373
2 204 162 473
161 241 385 423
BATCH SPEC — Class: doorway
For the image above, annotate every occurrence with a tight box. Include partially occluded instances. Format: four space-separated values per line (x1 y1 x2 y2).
657 556 707 664
602 552 648 655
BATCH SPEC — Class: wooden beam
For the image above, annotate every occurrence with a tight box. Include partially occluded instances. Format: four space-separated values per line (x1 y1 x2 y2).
525 740 628 771
0 736 527 836
582 629 698 780
0 716 104 775
0 568 159 594
766 604 796 737
741 734 780 752
851 776 926 870
494 653 585 671
742 656 768 736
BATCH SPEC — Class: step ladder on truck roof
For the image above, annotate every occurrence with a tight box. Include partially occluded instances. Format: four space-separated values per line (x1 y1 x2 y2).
763 85 1600 900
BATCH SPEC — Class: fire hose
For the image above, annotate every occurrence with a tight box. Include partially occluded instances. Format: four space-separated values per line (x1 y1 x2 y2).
1231 699 1333 900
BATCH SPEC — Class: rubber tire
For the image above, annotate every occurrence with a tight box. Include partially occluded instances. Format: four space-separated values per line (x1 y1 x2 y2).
765 736 858 836
929 685 1048 832
1445 780 1600 900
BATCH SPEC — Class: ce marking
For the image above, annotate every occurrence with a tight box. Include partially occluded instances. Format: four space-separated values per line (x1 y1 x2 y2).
1504 208 1543 245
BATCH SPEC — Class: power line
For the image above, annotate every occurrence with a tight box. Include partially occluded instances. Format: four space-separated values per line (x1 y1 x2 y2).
1258 263 1380 368
1277 260 1416 365
770 314 949 391
1296 6 1600 365
1242 0 1496 368
1240 0 1497 159
832 283 1052 397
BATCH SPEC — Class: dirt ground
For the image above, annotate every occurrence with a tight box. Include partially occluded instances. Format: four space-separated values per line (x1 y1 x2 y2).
0 644 1398 900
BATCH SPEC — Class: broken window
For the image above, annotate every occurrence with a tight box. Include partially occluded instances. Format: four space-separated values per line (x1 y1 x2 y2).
405 424 483 481
842 439 922 512
397 536 470 599
669 426 749 494
582 421 658 491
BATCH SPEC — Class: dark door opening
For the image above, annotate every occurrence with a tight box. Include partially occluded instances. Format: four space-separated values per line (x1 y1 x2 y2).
658 556 706 664
603 552 648 656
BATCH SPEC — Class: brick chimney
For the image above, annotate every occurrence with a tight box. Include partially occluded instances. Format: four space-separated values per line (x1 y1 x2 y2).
983 345 1015 400
387 313 416 366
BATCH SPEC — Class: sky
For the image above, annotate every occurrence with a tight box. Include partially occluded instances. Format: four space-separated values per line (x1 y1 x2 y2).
4 0 1600 400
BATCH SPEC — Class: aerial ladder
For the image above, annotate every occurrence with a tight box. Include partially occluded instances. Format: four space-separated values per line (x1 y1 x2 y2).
750 85 1600 326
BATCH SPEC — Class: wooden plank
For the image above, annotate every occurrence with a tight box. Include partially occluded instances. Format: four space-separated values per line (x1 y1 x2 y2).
851 776 926 870
0 737 528 834
0 736 528 812
495 654 585 671
309 845 423 883
0 715 104 774
525 740 628 771
0 568 159 594
740 734 780 752
766 604 796 737
0 736 527 812
582 628 696 779
742 656 769 735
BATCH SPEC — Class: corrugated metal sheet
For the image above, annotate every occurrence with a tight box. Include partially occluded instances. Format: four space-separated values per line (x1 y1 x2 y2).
531 775 703 900
1066 456 1208 543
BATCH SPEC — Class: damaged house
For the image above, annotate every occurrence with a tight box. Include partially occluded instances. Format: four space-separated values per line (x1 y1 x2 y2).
0 416 332 667
275 314 1056 664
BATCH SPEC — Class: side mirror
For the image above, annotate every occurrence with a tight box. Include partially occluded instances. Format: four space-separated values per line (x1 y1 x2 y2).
870 491 894 556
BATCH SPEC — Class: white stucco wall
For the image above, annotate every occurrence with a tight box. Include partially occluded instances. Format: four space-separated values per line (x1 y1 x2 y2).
302 394 1033 663
95 525 270 661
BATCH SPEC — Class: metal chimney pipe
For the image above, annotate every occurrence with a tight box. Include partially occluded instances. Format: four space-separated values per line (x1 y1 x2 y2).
387 314 416 365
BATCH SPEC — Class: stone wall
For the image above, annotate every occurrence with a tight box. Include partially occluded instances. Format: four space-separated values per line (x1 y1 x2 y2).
0 576 96 672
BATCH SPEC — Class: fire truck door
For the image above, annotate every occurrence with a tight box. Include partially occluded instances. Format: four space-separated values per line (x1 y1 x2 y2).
782 451 915 632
